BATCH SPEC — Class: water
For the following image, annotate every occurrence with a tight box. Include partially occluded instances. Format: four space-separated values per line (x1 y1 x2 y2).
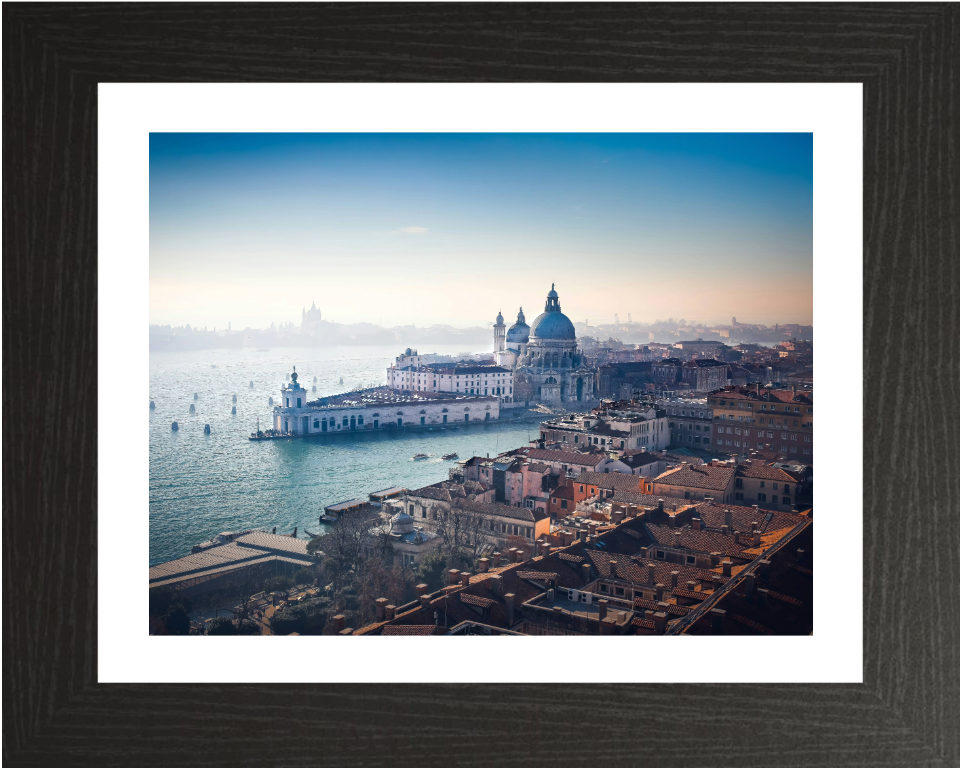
149 345 542 565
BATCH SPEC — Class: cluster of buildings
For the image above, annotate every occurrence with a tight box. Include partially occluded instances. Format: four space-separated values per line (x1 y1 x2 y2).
271 369 501 435
348 482 812 636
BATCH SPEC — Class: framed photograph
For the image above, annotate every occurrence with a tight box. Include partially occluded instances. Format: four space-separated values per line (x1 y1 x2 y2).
5 4 957 765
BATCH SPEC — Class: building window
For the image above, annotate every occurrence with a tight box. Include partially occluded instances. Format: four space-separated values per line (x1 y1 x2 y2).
783 496 791 505
735 492 744 500
758 493 767 502
772 495 778 503
655 550 665 559
686 555 696 564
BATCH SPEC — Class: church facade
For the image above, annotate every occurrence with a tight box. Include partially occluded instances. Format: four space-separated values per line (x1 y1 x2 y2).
494 285 596 405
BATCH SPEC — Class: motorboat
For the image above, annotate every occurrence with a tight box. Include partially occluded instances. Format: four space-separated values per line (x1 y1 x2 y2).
442 453 459 460
412 453 429 461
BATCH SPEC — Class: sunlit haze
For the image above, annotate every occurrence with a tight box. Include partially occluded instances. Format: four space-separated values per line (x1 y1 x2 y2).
150 133 812 329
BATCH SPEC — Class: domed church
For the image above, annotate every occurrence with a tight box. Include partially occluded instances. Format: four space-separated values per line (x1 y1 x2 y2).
494 285 595 404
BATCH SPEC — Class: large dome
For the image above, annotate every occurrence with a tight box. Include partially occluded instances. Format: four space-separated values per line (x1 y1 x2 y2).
530 311 576 340
530 285 576 341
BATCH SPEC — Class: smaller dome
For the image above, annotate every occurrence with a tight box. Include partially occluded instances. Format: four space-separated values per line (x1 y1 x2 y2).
290 366 298 382
391 511 415 534
547 283 558 299
496 310 504 325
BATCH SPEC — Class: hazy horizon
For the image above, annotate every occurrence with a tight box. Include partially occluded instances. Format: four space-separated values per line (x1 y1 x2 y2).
150 133 813 330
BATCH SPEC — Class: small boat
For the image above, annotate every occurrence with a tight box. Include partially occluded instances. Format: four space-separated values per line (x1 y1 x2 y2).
442 453 459 460
231 406 237 415
204 424 211 434
303 529 320 539
171 421 179 431
339 377 344 385
149 401 156 410
412 453 429 461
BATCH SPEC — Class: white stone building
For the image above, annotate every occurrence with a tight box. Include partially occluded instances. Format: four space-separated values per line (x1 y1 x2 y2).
272 368 500 435
387 350 515 404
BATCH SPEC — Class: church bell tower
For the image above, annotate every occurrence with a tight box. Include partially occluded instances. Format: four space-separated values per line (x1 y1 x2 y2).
493 310 506 353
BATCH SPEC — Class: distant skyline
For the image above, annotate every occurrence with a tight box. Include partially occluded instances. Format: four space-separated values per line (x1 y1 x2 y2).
150 133 813 329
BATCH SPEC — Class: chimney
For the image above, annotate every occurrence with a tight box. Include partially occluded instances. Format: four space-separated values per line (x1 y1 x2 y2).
375 597 388 621
612 510 624 524
670 571 679 589
447 569 460 585
416 583 429 596
655 583 665 602
758 559 771 579
744 572 756 597
710 608 726 633
597 598 608 621
657 498 665 513
722 559 732 577
420 594 432 610
504 593 516 625
704 496 714 504
686 580 698 592
608 560 618 578
534 539 543 556
478 557 490 573
509 548 519 562
516 550 525 562
563 530 575 546
385 604 396 620
721 524 730 535
756 588 769 608
333 614 345 632
668 513 676 528
724 510 733 529
492 551 502 567
581 562 592 584
646 563 657 586
692 517 702 531
489 574 503 596
640 546 649 559
542 544 552 558
578 529 588 542
674 530 682 548
461 572 471 587
653 611 667 634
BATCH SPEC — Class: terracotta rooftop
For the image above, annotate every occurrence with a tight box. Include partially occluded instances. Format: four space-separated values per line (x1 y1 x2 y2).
381 625 439 636
577 471 644 492
654 464 736 491
459 593 497 609
515 571 558 581
735 463 799 482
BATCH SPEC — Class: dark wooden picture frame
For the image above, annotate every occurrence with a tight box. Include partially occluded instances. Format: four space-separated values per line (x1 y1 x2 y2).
4 3 957 765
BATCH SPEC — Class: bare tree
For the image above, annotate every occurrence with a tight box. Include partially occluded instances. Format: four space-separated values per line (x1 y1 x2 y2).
435 504 491 569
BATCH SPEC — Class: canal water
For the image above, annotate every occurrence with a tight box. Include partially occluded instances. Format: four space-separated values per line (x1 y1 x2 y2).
149 345 543 565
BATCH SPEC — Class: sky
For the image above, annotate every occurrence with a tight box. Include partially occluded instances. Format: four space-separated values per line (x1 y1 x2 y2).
150 133 813 329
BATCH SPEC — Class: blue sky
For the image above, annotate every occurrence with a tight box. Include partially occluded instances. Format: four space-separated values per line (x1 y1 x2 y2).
150 133 812 329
